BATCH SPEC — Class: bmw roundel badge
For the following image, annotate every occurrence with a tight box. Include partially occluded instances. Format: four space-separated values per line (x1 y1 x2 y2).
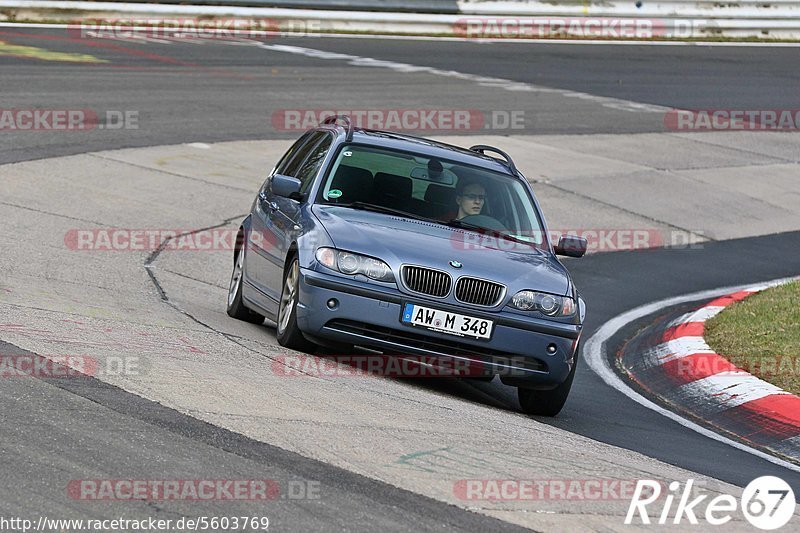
449 260 462 269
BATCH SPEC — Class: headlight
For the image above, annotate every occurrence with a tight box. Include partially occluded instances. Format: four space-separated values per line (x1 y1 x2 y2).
510 290 575 316
315 247 395 282
337 252 359 274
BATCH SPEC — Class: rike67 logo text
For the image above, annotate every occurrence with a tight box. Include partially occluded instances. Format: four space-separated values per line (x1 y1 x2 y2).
626 477 795 530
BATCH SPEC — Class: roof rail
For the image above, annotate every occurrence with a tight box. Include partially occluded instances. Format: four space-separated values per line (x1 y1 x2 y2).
469 145 518 175
321 115 354 142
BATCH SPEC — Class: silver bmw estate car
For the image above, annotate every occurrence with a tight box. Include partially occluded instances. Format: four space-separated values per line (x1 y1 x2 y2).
227 116 587 416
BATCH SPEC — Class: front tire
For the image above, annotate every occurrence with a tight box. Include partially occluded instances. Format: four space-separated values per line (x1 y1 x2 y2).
518 354 577 417
276 258 315 352
227 246 266 324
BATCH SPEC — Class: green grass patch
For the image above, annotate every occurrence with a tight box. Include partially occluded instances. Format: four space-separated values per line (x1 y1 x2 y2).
705 281 800 395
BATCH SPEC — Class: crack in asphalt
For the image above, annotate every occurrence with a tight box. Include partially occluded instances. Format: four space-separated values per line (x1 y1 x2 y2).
142 212 326 379
0 200 108 225
162 268 227 290
143 213 243 310
140 222 484 405
664 132 800 165
88 153 255 192
0 300 215 332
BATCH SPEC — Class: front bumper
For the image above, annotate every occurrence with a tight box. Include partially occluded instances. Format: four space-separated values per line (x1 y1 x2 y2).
296 268 581 387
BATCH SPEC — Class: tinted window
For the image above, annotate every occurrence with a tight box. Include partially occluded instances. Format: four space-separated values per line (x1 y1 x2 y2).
261 132 314 194
282 131 327 178
295 134 333 194
274 132 313 176
317 144 545 249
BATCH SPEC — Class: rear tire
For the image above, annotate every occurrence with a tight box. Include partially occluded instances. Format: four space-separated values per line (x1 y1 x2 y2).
227 246 265 324
276 258 316 352
518 354 577 417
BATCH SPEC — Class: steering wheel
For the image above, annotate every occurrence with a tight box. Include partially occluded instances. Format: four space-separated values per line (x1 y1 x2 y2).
459 214 507 233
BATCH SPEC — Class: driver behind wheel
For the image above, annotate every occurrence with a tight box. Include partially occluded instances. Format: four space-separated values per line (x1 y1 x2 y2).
455 180 487 220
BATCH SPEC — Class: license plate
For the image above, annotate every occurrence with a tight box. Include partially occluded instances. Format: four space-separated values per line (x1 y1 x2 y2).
401 303 493 340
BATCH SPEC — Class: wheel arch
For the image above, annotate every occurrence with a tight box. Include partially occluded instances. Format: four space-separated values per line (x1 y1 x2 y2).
283 241 300 277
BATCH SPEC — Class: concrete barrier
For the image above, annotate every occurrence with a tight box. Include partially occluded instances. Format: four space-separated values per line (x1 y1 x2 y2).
1 0 798 39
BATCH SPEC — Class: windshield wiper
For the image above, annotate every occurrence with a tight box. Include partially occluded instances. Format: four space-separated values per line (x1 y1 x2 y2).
445 219 534 247
341 202 439 224
338 203 536 247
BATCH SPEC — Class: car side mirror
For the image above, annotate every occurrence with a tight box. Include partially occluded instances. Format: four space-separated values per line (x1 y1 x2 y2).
554 235 587 258
271 173 303 201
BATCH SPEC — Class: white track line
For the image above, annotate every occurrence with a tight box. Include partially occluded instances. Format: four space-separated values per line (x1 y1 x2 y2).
256 43 669 114
584 275 800 475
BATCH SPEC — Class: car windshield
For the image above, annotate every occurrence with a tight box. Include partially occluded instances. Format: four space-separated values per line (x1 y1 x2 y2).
316 144 547 247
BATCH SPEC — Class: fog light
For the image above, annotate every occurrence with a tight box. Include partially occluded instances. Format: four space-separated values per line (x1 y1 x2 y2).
546 344 557 355
326 298 338 310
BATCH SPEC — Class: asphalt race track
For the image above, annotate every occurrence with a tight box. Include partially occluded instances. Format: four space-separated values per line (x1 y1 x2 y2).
1 27 800 531
3 29 800 165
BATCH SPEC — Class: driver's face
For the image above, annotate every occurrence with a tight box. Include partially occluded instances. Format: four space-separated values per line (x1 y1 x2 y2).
457 184 486 217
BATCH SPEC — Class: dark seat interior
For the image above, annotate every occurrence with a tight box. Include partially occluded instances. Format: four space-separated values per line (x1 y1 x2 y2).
423 183 456 218
372 172 413 210
329 165 373 203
